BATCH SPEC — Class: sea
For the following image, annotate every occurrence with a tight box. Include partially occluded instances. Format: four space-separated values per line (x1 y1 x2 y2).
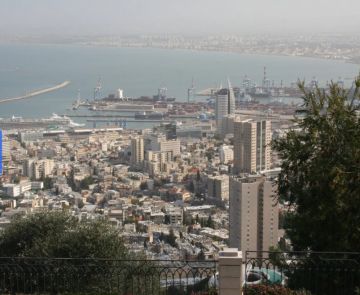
0 43 359 127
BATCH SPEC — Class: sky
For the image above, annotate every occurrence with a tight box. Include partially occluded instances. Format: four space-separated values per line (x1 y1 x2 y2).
1 0 360 36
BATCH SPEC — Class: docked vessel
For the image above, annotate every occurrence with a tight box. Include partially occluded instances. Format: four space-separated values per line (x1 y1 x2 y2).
134 111 165 120
0 114 84 130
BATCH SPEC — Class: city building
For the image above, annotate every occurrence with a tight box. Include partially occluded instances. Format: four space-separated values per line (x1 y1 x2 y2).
131 137 144 165
0 130 2 175
166 207 183 225
207 175 229 201
233 120 271 174
229 174 279 253
215 81 235 135
219 145 234 164
19 131 44 143
2 183 21 197
1 132 11 171
220 114 241 138
146 133 180 156
23 159 54 180
144 150 174 176
154 123 177 140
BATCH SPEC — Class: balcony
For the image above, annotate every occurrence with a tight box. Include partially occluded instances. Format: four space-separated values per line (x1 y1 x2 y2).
0 258 218 295
1 251 359 294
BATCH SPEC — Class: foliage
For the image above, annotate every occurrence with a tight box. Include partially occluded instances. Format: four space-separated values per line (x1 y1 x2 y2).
197 250 205 261
80 176 94 190
139 181 148 190
244 285 311 295
272 80 360 252
42 176 52 189
206 215 214 228
159 229 178 248
0 211 128 259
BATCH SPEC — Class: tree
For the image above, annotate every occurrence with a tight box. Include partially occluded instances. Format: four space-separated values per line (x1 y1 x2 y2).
80 176 94 190
166 228 178 248
0 211 128 258
0 212 157 294
197 250 205 261
272 80 360 253
206 215 214 228
139 181 148 190
43 176 52 190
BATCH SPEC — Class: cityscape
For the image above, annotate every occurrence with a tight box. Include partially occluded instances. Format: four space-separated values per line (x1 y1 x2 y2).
5 33 360 64
0 1 359 294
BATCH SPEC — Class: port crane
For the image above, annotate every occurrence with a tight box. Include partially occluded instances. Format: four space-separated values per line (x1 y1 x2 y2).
93 77 102 100
187 78 195 103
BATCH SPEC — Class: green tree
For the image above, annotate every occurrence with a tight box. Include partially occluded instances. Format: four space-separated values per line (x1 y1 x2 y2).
166 228 178 248
273 80 360 252
80 176 94 190
139 181 148 190
0 212 159 294
0 211 128 258
197 250 205 261
206 215 214 228
43 176 52 190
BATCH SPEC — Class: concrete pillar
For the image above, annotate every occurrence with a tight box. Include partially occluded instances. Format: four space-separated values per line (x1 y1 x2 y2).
219 248 243 295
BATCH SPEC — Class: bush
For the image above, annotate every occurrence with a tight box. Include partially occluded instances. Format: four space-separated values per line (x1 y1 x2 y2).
244 285 311 295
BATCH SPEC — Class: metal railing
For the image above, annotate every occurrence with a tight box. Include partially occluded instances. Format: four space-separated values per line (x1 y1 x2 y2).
0 257 218 295
245 251 360 295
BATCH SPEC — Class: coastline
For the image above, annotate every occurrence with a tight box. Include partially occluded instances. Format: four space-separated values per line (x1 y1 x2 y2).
1 40 359 66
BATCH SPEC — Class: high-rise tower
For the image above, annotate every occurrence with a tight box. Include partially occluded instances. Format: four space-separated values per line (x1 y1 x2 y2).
233 120 271 174
215 79 236 135
131 137 144 165
229 174 278 253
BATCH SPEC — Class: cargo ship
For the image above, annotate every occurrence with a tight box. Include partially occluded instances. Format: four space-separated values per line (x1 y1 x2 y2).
134 111 166 120
0 114 84 130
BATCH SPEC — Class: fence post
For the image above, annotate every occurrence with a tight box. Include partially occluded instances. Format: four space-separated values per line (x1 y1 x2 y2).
218 248 243 295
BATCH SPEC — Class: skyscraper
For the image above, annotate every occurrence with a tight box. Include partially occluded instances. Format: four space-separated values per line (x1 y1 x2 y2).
0 130 2 176
215 80 235 135
229 174 279 253
233 120 271 174
131 137 144 165
0 131 11 176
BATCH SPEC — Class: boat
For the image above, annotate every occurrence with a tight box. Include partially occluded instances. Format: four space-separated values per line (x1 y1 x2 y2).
134 111 165 120
0 114 84 130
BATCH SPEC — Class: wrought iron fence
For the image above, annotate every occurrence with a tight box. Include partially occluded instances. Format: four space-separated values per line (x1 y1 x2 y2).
245 251 360 295
0 257 218 295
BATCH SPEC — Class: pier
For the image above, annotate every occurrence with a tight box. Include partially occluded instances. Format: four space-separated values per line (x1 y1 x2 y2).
0 81 71 104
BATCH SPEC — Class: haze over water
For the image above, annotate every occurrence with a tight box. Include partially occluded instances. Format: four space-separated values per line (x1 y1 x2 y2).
0 43 359 119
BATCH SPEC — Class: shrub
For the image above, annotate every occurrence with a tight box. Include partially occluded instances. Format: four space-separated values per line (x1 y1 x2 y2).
244 285 311 295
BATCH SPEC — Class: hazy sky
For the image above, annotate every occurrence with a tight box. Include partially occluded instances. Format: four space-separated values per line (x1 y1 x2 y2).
1 0 360 36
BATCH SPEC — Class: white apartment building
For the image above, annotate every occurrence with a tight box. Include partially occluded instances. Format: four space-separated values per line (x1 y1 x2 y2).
219 145 234 164
23 159 54 180
144 150 174 176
